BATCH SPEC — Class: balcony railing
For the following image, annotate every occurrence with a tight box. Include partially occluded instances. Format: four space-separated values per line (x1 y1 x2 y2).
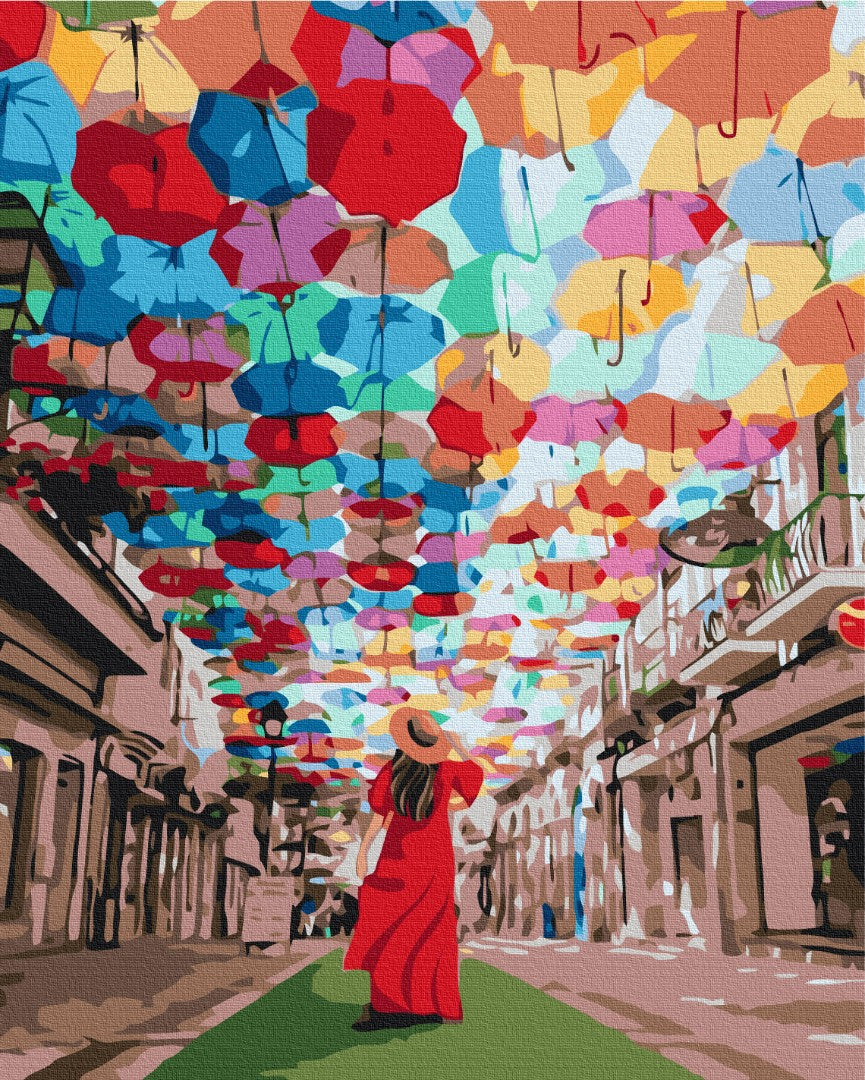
620 495 864 693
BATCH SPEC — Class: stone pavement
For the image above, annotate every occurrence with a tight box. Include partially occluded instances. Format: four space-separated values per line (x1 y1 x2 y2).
1 933 862 1079
0 935 335 1079
461 935 865 1080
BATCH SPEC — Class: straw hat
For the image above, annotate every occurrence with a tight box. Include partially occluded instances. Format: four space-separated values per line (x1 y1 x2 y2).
389 707 451 765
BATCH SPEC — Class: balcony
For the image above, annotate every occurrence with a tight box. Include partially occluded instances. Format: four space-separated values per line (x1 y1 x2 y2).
626 495 865 693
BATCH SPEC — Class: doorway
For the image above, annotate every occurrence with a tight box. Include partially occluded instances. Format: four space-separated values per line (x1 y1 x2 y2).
671 815 707 936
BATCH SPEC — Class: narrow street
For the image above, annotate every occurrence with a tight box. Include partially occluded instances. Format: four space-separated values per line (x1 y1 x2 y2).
2 937 861 1079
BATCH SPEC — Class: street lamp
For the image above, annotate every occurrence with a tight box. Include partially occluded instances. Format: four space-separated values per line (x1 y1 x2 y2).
259 700 288 871
0 191 72 395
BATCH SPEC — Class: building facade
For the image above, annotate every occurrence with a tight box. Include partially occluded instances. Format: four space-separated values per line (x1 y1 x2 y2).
0 499 259 958
582 399 864 967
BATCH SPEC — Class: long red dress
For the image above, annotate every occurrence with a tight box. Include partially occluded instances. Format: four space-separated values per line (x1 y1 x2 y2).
344 758 484 1021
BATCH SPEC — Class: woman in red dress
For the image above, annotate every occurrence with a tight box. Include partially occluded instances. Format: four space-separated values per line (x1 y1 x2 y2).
344 707 483 1032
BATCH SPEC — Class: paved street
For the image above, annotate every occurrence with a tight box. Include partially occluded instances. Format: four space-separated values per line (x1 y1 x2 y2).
1 935 861 1078
464 937 865 1080
0 937 335 1079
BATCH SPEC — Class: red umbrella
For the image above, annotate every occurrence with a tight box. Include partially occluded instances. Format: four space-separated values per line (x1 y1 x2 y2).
347 557 416 592
1 2 45 71
244 414 341 467
214 535 287 570
428 374 536 460
72 121 228 245
307 82 466 227
116 453 210 490
138 558 231 598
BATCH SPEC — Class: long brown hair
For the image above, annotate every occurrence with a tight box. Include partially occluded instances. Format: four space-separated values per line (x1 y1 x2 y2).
391 716 440 820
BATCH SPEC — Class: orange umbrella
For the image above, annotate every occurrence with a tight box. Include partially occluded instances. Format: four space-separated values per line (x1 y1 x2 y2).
777 284 864 367
490 501 572 546
646 3 835 137
576 470 665 519
154 0 308 90
488 1 664 73
484 2 665 166
620 394 731 458
326 223 452 295
533 559 605 594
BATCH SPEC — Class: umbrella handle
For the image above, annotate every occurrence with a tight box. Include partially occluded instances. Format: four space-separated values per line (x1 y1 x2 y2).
608 269 626 367
577 2 600 70
717 11 744 139
548 69 575 172
642 192 655 306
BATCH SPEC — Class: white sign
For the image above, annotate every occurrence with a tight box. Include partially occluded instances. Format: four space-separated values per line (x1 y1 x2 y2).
242 876 298 944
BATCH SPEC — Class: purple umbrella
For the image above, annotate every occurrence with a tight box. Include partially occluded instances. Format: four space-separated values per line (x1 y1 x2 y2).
337 25 480 111
696 418 797 471
526 397 625 446
211 194 349 295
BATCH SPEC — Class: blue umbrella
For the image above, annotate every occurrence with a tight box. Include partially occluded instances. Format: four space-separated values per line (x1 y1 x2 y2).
44 259 138 347
223 565 290 596
311 1 466 40
188 85 316 205
318 296 445 383
727 140 863 243
247 691 291 709
203 492 284 539
0 63 80 185
228 289 345 416
108 232 240 320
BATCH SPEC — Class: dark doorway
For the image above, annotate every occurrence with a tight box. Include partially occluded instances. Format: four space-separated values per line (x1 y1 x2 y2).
88 777 131 949
671 815 707 935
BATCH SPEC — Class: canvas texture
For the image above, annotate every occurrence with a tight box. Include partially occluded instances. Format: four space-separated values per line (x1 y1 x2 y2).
0 2 862 1077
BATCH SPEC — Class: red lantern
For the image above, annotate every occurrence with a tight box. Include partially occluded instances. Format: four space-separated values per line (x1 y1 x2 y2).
832 597 865 650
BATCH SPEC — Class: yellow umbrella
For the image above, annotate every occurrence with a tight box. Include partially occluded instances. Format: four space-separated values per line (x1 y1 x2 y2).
492 43 644 148
486 334 550 402
84 17 198 121
739 245 829 335
557 258 692 353
729 361 848 422
46 14 108 105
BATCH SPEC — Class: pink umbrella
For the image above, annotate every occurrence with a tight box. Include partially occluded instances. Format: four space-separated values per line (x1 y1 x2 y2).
584 192 728 304
482 707 527 724
696 418 797 471
367 687 410 706
284 552 345 580
525 397 626 446
355 608 410 632
466 614 521 633
598 546 660 578
211 194 349 297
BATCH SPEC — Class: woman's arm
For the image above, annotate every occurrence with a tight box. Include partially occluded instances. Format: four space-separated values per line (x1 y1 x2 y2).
356 810 392 880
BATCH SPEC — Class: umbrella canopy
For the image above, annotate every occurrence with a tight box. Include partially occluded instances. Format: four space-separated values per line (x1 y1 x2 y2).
72 121 228 245
188 82 317 205
576 470 666 519
777 284 864 367
696 416 797 471
307 81 466 226
645 4 835 135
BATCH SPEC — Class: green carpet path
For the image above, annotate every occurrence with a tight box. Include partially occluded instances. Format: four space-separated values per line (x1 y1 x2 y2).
149 948 700 1079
